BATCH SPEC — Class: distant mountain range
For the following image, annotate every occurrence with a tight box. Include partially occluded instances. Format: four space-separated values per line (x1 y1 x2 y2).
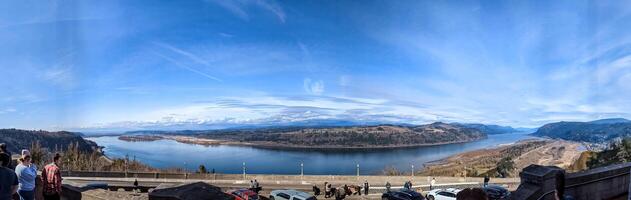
533 118 631 143
194 122 487 148
453 123 525 134
108 120 529 137
78 119 532 136
0 129 98 153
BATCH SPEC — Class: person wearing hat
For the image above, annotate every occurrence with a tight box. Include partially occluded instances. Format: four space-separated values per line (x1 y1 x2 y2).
15 150 37 200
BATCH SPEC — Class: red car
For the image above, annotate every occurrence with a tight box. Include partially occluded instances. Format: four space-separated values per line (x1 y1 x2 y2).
228 189 260 200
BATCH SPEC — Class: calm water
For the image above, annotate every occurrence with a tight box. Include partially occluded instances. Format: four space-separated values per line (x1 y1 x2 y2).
87 132 535 175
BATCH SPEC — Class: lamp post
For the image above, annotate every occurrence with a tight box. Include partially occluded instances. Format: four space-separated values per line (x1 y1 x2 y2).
243 162 246 180
301 162 304 178
411 164 415 177
464 165 469 181
356 164 360 177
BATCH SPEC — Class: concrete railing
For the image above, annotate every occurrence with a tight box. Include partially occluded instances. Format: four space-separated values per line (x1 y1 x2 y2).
61 170 519 185
511 163 631 200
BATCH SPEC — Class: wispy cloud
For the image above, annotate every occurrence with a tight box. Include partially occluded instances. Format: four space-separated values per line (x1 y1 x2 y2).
254 0 286 23
153 42 211 66
206 0 286 23
152 42 222 82
303 78 324 95
152 52 222 82
0 108 16 115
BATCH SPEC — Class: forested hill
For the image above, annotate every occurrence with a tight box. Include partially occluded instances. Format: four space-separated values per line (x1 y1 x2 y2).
532 118 631 143
0 129 97 153
199 122 486 148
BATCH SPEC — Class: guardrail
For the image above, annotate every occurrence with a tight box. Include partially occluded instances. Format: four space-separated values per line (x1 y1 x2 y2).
61 170 519 184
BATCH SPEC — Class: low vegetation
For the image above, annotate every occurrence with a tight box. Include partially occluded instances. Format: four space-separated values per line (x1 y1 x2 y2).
586 138 631 169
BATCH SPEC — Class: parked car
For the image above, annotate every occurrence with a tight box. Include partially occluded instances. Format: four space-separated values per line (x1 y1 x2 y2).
382 189 426 200
426 188 461 200
481 185 510 200
228 189 259 200
269 189 317 200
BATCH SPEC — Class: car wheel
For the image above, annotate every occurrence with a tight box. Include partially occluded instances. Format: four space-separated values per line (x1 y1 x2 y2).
427 195 435 200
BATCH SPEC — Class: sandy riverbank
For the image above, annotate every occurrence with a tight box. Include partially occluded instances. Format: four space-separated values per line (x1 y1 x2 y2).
420 139 585 177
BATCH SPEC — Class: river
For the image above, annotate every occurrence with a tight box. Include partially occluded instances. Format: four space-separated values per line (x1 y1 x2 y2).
86 132 535 175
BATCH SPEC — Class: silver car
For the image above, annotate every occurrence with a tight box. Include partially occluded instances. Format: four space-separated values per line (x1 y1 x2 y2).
269 189 317 200
426 188 461 200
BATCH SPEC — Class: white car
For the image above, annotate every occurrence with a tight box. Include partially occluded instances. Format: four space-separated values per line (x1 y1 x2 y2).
269 189 316 200
426 188 461 200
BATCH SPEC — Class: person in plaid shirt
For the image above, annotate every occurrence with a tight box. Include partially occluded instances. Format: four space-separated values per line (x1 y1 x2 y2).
41 154 62 200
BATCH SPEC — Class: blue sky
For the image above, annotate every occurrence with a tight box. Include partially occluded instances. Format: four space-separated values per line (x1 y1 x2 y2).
2 0 631 130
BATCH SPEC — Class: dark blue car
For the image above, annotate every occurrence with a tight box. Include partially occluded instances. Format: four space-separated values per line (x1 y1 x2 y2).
482 185 510 200
382 190 426 200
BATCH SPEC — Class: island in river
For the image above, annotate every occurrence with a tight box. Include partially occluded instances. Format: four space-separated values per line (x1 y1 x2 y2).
118 122 488 149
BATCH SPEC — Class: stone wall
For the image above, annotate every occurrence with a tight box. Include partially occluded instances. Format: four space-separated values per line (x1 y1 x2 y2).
511 163 631 200
564 162 631 200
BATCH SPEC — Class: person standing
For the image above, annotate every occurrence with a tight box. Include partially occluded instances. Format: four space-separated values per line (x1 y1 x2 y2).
385 181 391 193
312 185 320 196
0 143 13 170
15 150 37 200
133 179 139 193
324 182 331 198
0 153 18 200
483 175 490 188
253 179 260 194
430 178 436 190
404 180 411 190
42 153 62 200
363 180 369 196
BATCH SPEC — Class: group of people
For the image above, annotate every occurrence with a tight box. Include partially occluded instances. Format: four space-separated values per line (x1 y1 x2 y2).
0 143 63 200
318 180 369 199
248 179 261 194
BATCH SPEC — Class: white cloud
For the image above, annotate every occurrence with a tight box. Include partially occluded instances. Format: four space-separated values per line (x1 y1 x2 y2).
0 108 16 114
70 94 502 130
303 78 324 95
